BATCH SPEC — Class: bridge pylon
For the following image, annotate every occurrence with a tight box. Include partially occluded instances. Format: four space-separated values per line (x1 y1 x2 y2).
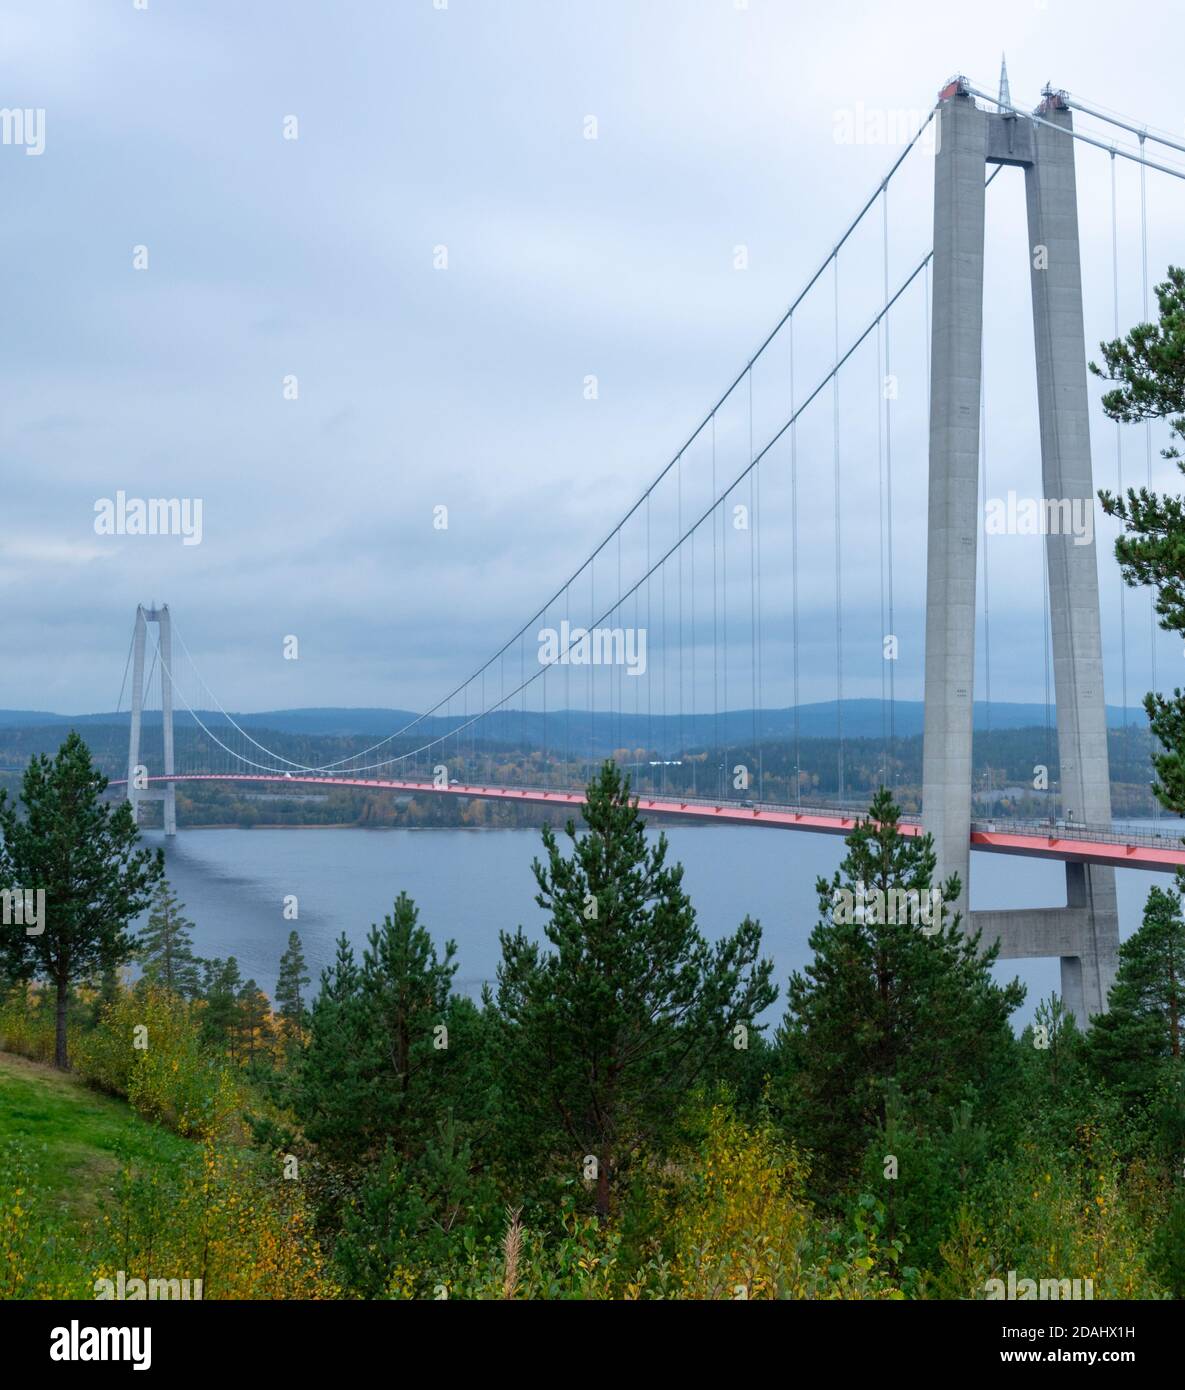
127 603 177 836
921 78 1119 1027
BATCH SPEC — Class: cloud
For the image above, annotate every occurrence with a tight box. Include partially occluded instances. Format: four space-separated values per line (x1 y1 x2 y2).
1 0 1182 717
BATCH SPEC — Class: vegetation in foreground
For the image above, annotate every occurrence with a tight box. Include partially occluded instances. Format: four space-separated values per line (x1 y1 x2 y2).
1 746 1182 1300
2 266 1185 1300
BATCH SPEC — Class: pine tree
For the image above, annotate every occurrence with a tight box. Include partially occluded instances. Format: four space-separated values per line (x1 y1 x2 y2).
0 732 163 1068
494 760 777 1218
1088 882 1185 1103
292 900 463 1168
775 787 1025 1195
333 1113 500 1298
198 956 243 1058
1091 265 1185 1170
290 934 372 1166
135 880 201 997
1093 265 1185 813
236 978 273 1066
275 930 311 1038
355 892 457 1152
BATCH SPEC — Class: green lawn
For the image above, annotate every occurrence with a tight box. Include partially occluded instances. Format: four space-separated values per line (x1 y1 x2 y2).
0 1050 193 1220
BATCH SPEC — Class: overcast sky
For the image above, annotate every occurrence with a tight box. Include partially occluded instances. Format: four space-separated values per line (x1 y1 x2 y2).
3 0 1184 721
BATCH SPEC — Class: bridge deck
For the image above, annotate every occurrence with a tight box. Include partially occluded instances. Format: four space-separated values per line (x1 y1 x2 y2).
113 773 1185 872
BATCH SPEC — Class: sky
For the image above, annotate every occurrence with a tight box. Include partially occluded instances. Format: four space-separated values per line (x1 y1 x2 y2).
2 0 1184 721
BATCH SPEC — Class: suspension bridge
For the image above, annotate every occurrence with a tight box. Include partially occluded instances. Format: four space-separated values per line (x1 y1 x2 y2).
108 71 1185 1025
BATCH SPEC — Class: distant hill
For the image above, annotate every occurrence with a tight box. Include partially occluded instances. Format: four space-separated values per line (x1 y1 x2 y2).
0 699 1150 757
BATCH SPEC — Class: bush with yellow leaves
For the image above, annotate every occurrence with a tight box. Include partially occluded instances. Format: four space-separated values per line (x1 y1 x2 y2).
74 985 239 1139
99 1137 338 1300
937 1128 1166 1300
0 983 59 1064
636 1102 908 1300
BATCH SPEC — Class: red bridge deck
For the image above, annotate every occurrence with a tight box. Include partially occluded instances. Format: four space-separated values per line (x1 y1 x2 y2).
112 773 1185 872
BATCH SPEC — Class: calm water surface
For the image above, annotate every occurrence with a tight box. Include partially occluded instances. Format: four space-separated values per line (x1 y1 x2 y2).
140 822 1184 1028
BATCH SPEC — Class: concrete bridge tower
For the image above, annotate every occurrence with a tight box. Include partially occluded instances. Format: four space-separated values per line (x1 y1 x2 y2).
921 75 1119 1026
126 603 177 836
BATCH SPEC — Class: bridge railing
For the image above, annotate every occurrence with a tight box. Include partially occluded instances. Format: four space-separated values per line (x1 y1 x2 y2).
124 769 1185 851
970 814 1185 849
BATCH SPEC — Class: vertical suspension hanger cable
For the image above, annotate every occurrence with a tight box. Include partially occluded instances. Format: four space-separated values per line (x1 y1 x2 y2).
790 311 800 805
634 519 640 777
690 449 697 795
712 412 720 798
922 256 931 806
617 527 623 767
661 523 667 794
563 587 570 785
521 619 526 777
877 199 888 791
1140 131 1158 824
924 259 931 415
1043 548 1053 814
749 367 758 793
1111 150 1129 776
722 447 729 797
755 385 764 800
833 251 844 804
883 182 896 790
589 555 595 782
980 325 992 798
678 455 684 784
647 492 653 785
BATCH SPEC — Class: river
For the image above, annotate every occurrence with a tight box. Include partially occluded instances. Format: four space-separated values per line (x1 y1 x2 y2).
138 822 1182 1029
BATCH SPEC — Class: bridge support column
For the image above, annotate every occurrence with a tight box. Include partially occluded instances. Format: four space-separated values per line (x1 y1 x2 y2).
1024 95 1118 1021
125 603 178 837
127 605 147 826
922 82 1118 1028
158 605 177 836
921 88 986 923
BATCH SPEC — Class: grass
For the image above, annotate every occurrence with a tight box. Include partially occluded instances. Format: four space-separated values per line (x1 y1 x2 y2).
0 1050 194 1221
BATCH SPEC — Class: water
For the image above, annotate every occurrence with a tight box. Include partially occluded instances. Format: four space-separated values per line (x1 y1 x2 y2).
139 822 1184 1029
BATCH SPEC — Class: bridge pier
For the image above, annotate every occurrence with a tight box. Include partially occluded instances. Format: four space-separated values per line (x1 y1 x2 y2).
922 80 1119 1028
126 603 177 837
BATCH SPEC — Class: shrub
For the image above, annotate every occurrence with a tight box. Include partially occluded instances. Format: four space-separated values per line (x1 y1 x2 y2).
99 1138 338 1300
74 985 239 1139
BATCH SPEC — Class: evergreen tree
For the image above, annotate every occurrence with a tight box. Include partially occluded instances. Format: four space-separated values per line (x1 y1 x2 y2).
199 955 243 1057
494 761 776 1218
1094 265 1185 813
1088 883 1185 1104
774 788 1025 1195
275 930 311 1037
135 880 201 997
1091 261 1185 1171
289 934 371 1166
333 1114 500 1298
355 892 457 1153
292 898 462 1167
0 732 162 1068
236 977 273 1066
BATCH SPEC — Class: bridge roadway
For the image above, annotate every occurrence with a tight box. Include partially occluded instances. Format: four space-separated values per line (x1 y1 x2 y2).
112 773 1185 872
